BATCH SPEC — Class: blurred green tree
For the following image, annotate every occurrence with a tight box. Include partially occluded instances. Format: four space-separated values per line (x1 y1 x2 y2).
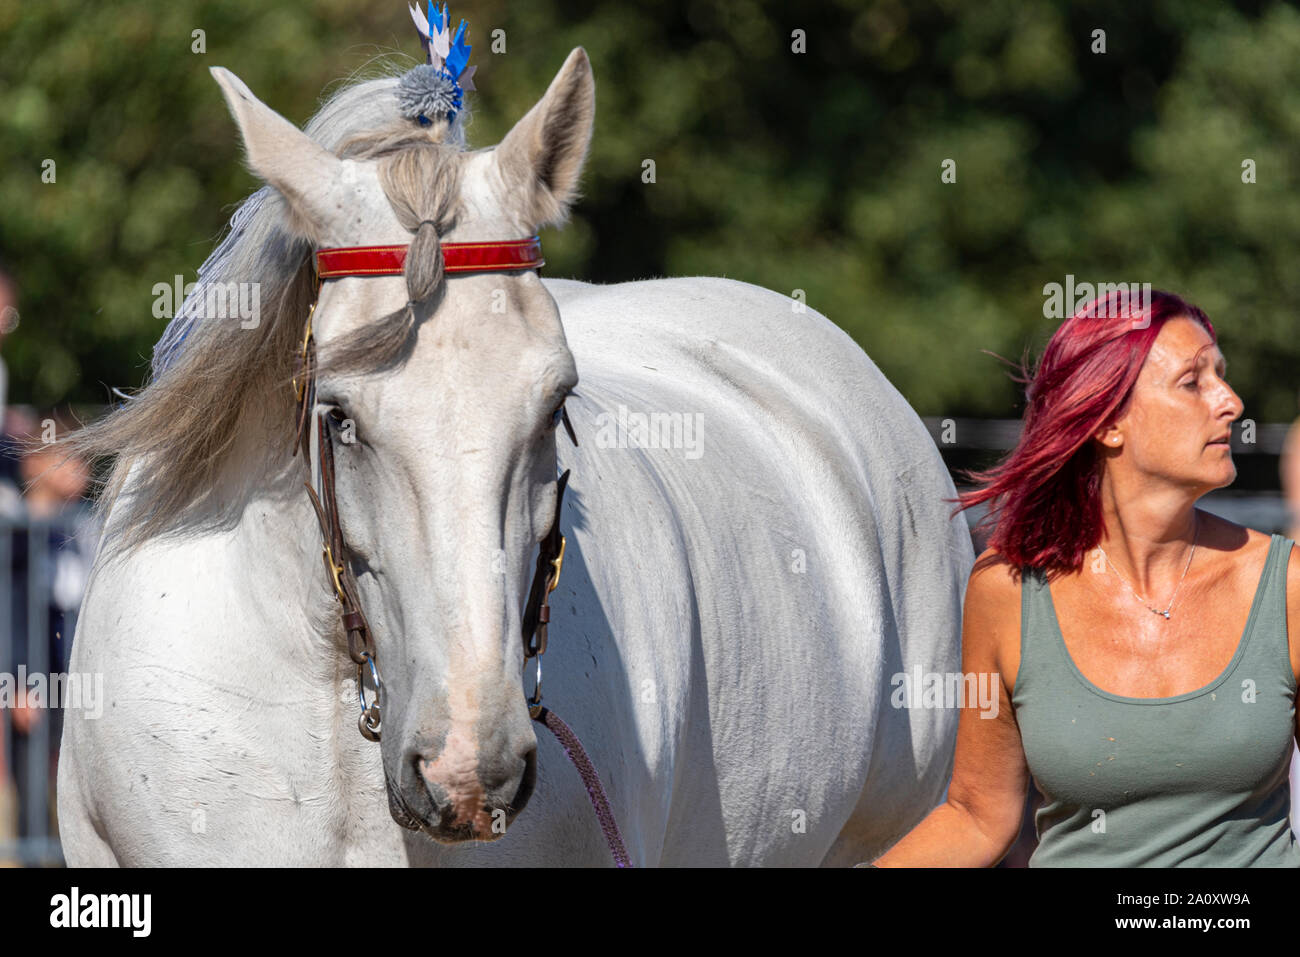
0 0 1296 422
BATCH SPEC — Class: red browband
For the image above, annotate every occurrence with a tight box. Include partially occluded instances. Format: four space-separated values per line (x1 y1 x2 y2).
315 236 544 279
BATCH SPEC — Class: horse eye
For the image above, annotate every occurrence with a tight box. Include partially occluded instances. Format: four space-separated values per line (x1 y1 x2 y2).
550 403 564 428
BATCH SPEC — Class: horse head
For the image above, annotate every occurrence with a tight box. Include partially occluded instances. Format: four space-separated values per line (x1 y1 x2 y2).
209 48 594 842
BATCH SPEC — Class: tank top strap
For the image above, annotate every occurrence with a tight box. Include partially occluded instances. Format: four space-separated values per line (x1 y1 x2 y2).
1242 534 1295 686
1261 534 1293 601
1014 563 1053 705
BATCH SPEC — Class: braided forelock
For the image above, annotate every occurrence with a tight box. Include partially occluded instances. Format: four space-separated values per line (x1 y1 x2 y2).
382 145 461 302
312 142 464 379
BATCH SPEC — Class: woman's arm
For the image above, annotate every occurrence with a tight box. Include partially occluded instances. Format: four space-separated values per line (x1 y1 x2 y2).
866 550 1031 867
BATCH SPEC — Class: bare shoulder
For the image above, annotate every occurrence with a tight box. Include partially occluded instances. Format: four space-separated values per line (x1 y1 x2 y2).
963 547 1023 694
1197 509 1270 554
967 546 1023 603
1198 510 1276 586
1200 510 1298 685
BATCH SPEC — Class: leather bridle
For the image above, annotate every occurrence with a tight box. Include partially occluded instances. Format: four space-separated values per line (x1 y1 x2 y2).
290 234 573 742
289 232 629 865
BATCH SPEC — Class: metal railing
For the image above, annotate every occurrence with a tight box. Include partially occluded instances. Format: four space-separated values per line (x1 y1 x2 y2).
0 511 81 867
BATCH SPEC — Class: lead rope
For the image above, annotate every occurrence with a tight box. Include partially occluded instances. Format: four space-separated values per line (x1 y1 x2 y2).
522 461 631 867
532 706 631 867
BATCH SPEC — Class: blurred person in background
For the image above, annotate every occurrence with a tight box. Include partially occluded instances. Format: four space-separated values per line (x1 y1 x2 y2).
1282 393 1300 840
1284 392 1300 545
0 267 18 860
0 262 13 401
0 265 19 519
4 407 96 852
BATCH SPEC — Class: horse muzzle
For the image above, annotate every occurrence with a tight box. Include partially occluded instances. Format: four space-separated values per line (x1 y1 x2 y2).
393 740 537 841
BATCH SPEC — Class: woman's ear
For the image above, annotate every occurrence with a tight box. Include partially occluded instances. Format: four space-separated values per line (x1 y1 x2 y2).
1095 424 1123 448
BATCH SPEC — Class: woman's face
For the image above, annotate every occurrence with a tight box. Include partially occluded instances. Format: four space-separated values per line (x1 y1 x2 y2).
1099 316 1243 494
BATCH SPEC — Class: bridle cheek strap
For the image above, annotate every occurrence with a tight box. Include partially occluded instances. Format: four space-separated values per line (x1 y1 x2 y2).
294 232 562 728
316 236 544 278
294 234 630 864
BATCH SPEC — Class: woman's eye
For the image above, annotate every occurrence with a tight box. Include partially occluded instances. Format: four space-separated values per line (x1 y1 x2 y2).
1182 380 1198 390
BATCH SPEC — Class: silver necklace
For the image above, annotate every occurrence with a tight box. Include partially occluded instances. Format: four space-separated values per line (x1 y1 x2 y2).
1097 514 1199 620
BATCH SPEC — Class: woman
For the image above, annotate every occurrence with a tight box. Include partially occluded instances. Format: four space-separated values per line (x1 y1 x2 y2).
863 288 1300 867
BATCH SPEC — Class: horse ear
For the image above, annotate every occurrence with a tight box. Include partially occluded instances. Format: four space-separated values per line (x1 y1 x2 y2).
492 47 595 230
209 66 345 241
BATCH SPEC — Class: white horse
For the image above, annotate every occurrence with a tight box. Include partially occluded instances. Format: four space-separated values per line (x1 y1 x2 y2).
57 48 973 866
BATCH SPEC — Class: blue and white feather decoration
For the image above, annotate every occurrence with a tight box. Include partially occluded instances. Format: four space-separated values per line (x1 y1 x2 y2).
403 2 476 126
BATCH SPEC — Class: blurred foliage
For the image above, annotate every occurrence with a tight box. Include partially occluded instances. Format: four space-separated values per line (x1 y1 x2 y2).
1 0 1299 420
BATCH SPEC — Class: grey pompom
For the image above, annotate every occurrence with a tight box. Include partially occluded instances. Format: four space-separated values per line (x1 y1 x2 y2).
397 64 463 124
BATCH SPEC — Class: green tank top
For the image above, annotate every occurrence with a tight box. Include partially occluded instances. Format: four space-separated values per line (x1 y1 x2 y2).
1012 533 1300 867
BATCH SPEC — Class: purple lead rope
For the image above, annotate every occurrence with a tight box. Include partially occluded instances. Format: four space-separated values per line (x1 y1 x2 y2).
533 706 632 868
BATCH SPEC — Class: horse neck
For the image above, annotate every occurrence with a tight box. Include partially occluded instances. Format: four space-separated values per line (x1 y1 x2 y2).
107 409 343 668
223 422 344 662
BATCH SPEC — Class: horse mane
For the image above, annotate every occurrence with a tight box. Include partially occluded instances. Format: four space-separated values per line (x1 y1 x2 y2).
68 58 469 554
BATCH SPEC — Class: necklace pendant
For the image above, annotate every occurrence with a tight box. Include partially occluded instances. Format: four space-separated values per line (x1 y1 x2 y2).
1158 609 1170 619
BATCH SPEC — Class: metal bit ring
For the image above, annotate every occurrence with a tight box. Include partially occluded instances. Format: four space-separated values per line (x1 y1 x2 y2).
357 652 382 741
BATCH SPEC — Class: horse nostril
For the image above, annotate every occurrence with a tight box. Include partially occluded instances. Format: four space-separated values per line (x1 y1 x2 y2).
510 746 537 815
405 740 537 838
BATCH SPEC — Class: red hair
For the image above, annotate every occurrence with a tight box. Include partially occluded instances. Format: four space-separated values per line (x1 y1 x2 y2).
951 288 1215 574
